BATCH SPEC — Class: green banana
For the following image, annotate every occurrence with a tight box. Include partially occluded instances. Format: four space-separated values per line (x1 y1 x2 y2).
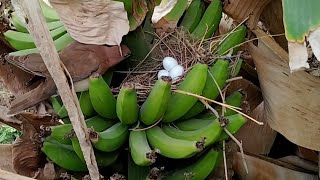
57 105 68 118
129 130 158 166
180 0 205 33
9 32 74 56
162 118 222 146
116 83 139 125
182 59 230 119
165 148 223 180
192 0 223 39
48 115 115 144
140 76 171 125
162 63 208 123
91 122 129 152
216 25 247 55
50 96 62 114
71 137 118 168
175 118 212 131
79 90 96 117
4 26 66 50
217 114 247 141
10 12 64 33
103 70 113 85
217 91 243 116
231 59 243 77
39 0 60 22
146 126 204 159
163 0 189 26
41 141 87 172
89 74 117 119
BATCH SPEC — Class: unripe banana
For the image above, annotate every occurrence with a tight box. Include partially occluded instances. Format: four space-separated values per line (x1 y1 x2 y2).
217 114 247 141
140 76 172 125
57 105 68 119
216 25 247 55
89 73 117 119
41 141 87 172
165 148 223 180
71 137 118 168
146 126 204 159
180 0 205 33
129 130 159 166
192 0 223 39
48 115 115 144
217 91 243 116
91 122 129 152
39 0 60 22
175 118 212 131
9 32 74 56
50 96 62 114
162 0 189 27
4 26 66 50
162 63 208 123
79 90 96 117
162 118 222 147
116 83 139 125
182 59 230 119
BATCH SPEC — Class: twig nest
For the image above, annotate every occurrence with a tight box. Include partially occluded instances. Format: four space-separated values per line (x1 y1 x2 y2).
158 69 170 80
169 65 184 81
163 56 178 71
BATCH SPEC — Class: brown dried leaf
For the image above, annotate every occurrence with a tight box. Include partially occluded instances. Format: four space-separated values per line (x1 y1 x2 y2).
151 0 178 24
49 0 130 46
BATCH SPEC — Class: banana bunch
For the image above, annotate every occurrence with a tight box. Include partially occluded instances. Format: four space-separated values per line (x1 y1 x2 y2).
5 0 74 55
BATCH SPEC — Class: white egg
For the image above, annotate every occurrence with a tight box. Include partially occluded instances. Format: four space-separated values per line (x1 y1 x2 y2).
169 65 184 80
163 57 178 71
158 69 170 80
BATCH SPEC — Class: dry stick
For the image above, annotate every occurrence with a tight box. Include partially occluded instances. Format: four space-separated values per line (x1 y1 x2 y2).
226 76 243 83
200 99 219 118
224 128 249 174
12 0 100 179
173 90 264 125
223 140 228 180
129 118 162 131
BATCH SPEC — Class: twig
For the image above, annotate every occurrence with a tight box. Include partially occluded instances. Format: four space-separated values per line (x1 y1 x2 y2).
199 99 219 118
12 0 100 179
129 118 162 131
173 90 264 125
226 76 243 83
223 140 228 180
224 128 249 174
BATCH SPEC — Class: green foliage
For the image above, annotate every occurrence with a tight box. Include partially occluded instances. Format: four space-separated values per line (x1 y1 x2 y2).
0 125 21 144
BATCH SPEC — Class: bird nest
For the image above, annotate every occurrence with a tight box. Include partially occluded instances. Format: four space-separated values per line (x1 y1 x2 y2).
114 27 243 102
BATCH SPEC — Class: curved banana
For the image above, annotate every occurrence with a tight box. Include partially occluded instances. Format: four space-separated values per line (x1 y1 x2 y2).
50 96 62 114
174 117 212 131
91 122 129 152
48 115 115 144
79 90 96 117
129 130 158 166
146 126 204 159
39 0 60 22
162 118 222 147
216 91 243 116
89 73 117 119
180 0 205 33
4 26 66 50
192 0 223 39
165 148 223 180
216 24 247 55
71 137 118 168
217 114 247 141
162 0 189 27
182 59 230 119
9 32 75 56
116 83 139 125
140 76 172 125
162 63 208 123
41 141 87 172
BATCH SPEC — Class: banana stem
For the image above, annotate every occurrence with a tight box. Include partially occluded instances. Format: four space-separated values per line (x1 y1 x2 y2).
173 90 264 125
